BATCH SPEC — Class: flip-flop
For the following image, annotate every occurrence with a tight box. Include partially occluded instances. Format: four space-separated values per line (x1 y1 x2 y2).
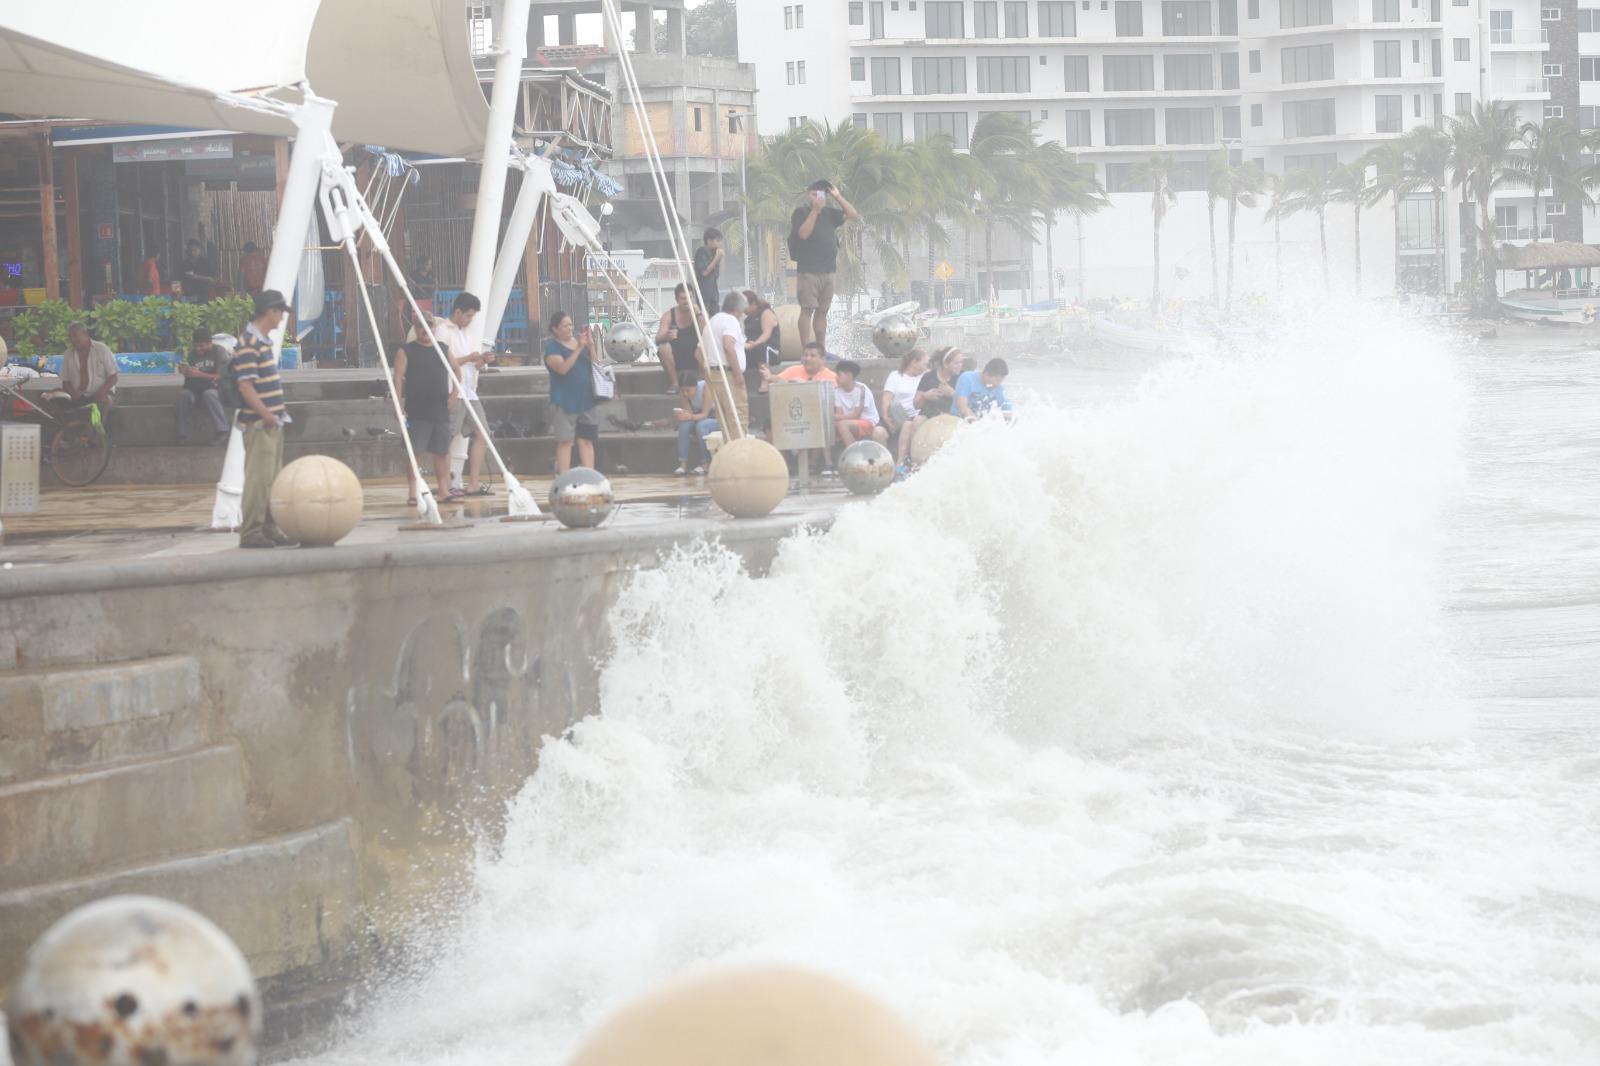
465 486 493 497
443 491 466 502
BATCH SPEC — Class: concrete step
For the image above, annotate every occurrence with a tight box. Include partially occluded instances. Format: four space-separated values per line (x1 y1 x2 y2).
0 655 205 785
0 743 251 890
0 820 362 1000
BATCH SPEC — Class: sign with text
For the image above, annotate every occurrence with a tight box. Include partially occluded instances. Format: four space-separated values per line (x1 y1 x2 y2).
769 380 833 451
113 137 233 163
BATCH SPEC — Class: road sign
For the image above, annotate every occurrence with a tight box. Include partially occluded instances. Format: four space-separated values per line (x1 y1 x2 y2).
934 261 955 281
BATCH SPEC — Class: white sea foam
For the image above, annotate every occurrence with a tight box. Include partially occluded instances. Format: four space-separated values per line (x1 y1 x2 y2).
297 309 1600 1066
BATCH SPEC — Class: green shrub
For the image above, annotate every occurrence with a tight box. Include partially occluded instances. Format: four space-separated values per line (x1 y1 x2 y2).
204 294 253 340
11 299 76 357
167 300 207 349
89 299 162 352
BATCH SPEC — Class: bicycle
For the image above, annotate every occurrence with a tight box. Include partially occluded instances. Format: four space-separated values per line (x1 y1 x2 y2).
0 380 113 487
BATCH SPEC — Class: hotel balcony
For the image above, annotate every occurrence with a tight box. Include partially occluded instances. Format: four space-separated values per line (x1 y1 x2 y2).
1496 224 1554 242
1488 29 1550 52
1492 77 1551 100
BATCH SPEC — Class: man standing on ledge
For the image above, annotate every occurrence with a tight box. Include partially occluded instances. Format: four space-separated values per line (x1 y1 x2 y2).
235 290 293 549
788 179 861 356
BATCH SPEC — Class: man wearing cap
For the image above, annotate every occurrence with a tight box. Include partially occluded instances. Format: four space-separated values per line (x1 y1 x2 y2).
175 329 229 445
234 290 293 548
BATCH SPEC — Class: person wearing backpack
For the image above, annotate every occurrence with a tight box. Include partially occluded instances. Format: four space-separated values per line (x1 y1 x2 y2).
175 329 229 445
234 290 294 549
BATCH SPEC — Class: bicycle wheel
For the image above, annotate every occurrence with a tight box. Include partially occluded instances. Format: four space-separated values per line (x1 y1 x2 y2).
50 422 112 487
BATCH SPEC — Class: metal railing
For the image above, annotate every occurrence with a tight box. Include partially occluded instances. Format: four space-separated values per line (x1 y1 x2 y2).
1492 77 1550 94
1494 224 1554 241
1489 28 1550 44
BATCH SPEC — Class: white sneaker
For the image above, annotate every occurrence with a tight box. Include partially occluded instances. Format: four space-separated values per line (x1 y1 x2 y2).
691 465 706 475
673 465 688 476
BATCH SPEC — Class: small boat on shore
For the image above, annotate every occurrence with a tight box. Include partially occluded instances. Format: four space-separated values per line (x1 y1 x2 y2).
1498 290 1598 326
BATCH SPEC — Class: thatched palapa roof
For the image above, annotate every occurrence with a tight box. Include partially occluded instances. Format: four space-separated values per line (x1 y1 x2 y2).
1496 242 1600 270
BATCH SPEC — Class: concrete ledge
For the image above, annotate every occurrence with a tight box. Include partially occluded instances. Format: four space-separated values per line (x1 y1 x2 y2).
0 507 836 601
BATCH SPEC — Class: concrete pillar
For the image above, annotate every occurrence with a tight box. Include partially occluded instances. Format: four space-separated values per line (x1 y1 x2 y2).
527 12 545 52
557 13 577 44
664 6 685 54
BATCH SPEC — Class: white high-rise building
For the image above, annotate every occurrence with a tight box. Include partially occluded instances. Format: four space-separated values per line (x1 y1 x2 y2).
737 0 1586 301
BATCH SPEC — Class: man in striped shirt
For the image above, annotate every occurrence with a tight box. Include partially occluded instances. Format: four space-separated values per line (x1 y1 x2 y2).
235 290 293 548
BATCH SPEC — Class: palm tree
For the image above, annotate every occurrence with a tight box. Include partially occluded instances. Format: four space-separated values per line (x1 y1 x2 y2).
1328 162 1371 293
1204 150 1230 306
1281 166 1334 288
1364 141 1417 293
1519 118 1579 243
1131 154 1180 317
1401 125 1453 296
1033 142 1108 305
1448 101 1522 311
1217 161 1266 313
1264 171 1291 296
969 113 1047 305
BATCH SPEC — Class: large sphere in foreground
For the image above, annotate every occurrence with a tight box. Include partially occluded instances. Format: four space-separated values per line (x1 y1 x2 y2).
549 466 615 528
872 313 919 359
570 966 938 1066
8 895 261 1066
270 455 363 545
838 439 895 495
606 322 649 364
708 436 788 518
910 413 962 464
774 305 804 363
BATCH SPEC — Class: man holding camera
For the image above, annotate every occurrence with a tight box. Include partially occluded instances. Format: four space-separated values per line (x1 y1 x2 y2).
788 180 861 357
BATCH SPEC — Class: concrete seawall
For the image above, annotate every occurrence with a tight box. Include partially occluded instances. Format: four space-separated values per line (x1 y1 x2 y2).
0 512 830 1048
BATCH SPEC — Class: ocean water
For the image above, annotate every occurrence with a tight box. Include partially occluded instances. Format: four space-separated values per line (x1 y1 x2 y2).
299 311 1600 1065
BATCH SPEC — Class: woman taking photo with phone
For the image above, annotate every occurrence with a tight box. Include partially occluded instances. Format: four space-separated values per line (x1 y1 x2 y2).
543 310 599 474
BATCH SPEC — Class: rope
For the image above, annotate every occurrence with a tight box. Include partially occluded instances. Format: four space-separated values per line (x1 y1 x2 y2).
598 0 744 438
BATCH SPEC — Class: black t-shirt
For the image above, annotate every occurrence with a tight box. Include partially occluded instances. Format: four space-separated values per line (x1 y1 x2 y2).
184 347 222 394
402 341 450 421
789 205 846 274
916 370 954 418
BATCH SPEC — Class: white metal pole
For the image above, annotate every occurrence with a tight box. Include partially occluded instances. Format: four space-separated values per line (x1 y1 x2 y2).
483 154 554 344
462 0 531 350
263 94 335 351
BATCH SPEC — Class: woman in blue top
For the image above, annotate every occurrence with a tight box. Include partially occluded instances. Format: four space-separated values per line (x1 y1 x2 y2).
543 310 598 474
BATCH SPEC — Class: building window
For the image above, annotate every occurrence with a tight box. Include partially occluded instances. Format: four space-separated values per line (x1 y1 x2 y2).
795 4 804 27
1165 106 1216 143
1064 108 1092 145
1249 0 1259 15
1375 94 1402 132
1040 1 1077 34
913 111 970 147
796 60 807 83
1547 201 1566 215
1064 54 1091 90
1584 57 1600 79
925 0 965 36
789 117 799 130
873 112 905 143
1251 102 1263 125
1433 93 1443 124
1453 37 1470 59
1541 6 1559 19
1372 0 1400 20
870 56 902 93
975 0 999 35
852 112 868 127
1545 103 1565 117
870 1 885 36
1582 105 1600 129
1221 51 1240 88
1248 49 1261 72
1544 62 1563 76
786 61 795 84
1105 162 1150 192
1581 9 1600 29
1375 40 1401 76
851 57 866 80
1115 1 1144 35
1281 42 1335 81
1455 91 1472 114
693 106 703 131
849 1 864 24
1104 54 1156 89
1222 105 1241 137
1431 36 1441 74
1283 97 1336 137
1280 0 1333 27
912 55 968 92
1162 0 1213 33
1104 107 1157 144
1004 0 1029 34
1164 53 1214 89
977 55 1031 91
1494 204 1518 231
1284 152 1337 175
1489 9 1513 41
1412 39 1420 61
784 5 793 29
1414 93 1421 115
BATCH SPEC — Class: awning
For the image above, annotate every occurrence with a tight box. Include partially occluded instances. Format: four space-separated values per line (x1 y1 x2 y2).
50 124 238 147
1496 241 1600 270
0 0 492 157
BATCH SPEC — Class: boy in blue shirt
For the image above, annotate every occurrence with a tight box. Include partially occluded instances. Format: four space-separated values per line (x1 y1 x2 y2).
952 358 1014 419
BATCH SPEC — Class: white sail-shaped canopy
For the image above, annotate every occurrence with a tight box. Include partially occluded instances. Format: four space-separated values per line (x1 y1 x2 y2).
0 0 491 156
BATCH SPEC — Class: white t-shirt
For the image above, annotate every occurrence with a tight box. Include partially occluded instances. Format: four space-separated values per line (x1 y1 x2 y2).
437 318 478 400
882 369 920 418
705 311 746 372
833 380 880 425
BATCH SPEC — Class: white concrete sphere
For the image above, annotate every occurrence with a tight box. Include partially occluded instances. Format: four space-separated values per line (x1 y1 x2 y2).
606 322 649 364
7 895 261 1066
569 966 938 1066
872 313 919 359
910 414 962 464
269 455 364 546
774 305 804 363
838 439 896 495
549 466 615 528
708 436 788 518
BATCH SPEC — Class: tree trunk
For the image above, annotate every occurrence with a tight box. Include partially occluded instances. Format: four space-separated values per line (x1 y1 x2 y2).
1045 217 1056 304
1152 210 1163 318
1391 196 1401 295
1479 198 1496 312
1207 199 1218 306
1318 208 1328 288
1352 205 1362 295
1434 186 1446 298
984 221 995 308
1274 212 1282 295
1226 198 1238 315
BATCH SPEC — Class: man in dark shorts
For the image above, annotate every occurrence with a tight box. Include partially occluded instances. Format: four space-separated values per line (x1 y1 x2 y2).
395 317 456 503
788 179 861 356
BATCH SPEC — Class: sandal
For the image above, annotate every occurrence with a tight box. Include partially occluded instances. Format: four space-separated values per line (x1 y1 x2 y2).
465 486 493 497
443 490 466 502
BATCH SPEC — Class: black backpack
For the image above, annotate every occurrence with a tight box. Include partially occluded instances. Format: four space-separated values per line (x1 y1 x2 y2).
219 349 244 409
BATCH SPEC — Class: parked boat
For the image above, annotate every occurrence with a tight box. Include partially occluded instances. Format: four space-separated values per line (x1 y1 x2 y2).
1498 290 1598 326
